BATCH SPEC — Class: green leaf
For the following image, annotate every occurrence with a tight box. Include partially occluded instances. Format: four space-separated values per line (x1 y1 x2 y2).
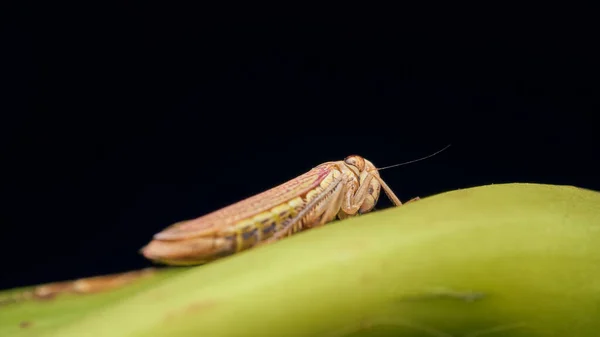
1 183 599 336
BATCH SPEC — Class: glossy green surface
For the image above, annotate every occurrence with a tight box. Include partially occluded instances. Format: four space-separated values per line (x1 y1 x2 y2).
1 183 599 336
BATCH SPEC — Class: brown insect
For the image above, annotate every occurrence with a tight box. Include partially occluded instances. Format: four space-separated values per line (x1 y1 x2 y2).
141 146 450 265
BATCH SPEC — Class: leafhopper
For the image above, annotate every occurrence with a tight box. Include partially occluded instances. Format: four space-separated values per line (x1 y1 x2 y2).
141 146 450 265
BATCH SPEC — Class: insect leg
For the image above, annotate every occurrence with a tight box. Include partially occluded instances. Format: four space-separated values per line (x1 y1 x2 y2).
258 175 344 245
368 173 404 206
314 180 345 227
371 174 421 206
340 173 376 215
405 197 420 203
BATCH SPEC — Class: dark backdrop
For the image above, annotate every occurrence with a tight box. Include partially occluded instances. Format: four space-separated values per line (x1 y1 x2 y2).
1 8 598 290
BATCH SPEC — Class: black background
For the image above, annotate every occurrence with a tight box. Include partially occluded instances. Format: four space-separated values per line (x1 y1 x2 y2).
1 8 598 290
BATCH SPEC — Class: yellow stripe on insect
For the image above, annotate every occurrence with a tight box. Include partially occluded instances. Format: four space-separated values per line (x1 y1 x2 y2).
140 145 451 266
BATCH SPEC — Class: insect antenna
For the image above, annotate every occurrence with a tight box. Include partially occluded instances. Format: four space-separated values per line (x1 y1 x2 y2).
369 144 452 173
366 144 451 206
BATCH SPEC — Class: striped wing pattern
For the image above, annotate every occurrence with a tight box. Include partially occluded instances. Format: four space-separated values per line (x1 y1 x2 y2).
154 163 334 240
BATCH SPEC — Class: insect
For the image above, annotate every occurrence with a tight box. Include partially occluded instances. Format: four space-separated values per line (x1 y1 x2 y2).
141 146 450 266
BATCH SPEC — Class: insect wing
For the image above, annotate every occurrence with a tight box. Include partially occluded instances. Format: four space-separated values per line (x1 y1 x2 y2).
153 164 334 240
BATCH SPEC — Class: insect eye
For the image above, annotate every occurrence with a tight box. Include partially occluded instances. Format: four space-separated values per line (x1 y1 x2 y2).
344 155 366 171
